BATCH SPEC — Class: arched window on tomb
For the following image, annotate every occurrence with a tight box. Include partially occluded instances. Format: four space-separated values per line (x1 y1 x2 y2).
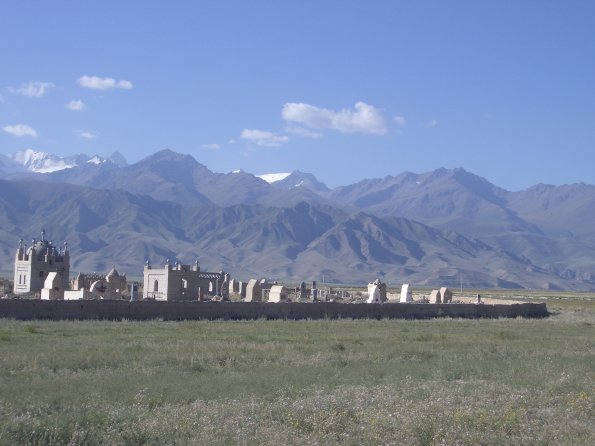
154 280 159 292
181 278 187 294
209 281 213 293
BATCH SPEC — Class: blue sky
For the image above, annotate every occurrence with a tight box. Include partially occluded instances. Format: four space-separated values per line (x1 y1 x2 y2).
1 1 594 190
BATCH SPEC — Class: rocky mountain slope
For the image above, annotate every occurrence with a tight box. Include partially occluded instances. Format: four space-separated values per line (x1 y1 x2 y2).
323 168 595 284
0 149 594 289
0 179 571 288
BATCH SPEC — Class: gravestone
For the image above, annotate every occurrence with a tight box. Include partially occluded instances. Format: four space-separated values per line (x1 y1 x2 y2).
429 289 441 304
400 283 413 303
268 285 287 303
367 278 387 303
245 279 262 302
440 287 452 303
299 282 308 299
40 272 64 300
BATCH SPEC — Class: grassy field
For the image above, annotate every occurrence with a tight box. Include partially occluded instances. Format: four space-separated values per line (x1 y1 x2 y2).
0 299 593 445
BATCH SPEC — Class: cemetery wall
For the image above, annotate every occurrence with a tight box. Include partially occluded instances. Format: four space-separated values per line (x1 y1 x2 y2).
0 299 548 320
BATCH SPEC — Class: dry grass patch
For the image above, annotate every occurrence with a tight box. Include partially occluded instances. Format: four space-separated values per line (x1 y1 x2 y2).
0 306 593 445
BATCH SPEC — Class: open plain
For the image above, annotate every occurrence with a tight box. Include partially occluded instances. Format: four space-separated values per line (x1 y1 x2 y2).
0 295 593 445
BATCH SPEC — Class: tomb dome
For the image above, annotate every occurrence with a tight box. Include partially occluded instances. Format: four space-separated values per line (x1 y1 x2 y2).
28 238 51 254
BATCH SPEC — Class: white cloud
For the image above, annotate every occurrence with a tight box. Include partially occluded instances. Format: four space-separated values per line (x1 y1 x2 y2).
66 99 86 111
77 75 133 90
394 115 407 126
8 81 54 97
3 124 37 137
240 129 289 147
426 119 439 127
285 125 322 139
282 101 387 135
74 130 98 139
201 143 220 150
66 99 87 111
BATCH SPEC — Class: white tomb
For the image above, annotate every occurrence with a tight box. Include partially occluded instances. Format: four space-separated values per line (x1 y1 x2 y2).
400 283 413 303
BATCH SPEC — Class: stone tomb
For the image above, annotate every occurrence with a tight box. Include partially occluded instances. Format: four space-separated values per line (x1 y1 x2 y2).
268 285 288 303
367 279 387 303
400 283 413 303
143 260 229 301
228 278 238 294
429 289 441 304
299 282 308 299
245 278 269 302
440 287 453 303
14 231 70 295
40 272 65 300
70 268 128 300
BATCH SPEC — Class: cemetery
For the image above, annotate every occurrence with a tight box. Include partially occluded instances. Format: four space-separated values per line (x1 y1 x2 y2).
1 232 548 320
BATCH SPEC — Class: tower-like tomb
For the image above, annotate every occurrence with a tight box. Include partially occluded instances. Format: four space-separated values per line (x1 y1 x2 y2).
13 229 70 295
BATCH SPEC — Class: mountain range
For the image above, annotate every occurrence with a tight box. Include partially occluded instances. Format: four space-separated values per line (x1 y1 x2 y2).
0 148 593 290
0 149 127 175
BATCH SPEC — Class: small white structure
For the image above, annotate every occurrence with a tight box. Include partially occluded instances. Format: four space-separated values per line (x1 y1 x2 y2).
229 279 239 295
63 289 87 300
367 284 381 303
67 268 128 300
143 259 228 301
228 279 245 298
429 289 441 304
40 272 64 300
366 279 387 303
400 283 413 303
245 279 264 302
268 285 287 303
440 287 453 303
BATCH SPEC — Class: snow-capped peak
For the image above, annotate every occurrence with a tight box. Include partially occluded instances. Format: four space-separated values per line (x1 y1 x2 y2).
9 148 44 165
87 155 106 165
257 172 291 183
259 170 330 192
8 149 76 173
3 149 127 174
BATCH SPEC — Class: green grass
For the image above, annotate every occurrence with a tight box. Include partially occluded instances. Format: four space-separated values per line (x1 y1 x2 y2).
0 302 593 445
